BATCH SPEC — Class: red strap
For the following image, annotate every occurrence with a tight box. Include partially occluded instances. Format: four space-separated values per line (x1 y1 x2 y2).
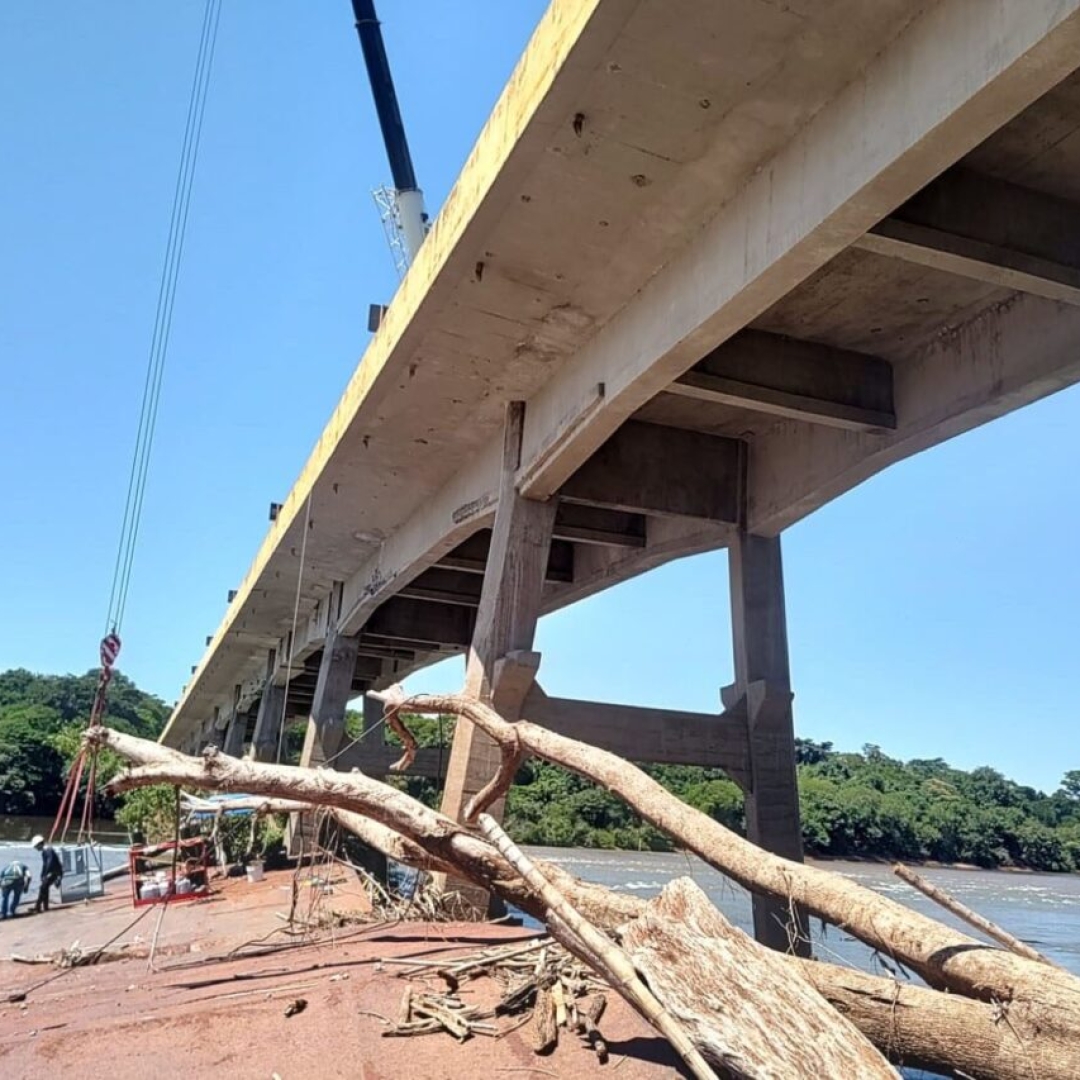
49 746 85 845
51 633 123 845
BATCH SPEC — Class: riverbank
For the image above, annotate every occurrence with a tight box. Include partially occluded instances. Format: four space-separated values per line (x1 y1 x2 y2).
0 870 681 1079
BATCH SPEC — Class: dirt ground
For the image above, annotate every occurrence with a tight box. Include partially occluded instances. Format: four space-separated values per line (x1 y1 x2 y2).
0 869 685 1079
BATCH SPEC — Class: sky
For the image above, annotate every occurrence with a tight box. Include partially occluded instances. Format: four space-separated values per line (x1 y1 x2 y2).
1 3 1078 795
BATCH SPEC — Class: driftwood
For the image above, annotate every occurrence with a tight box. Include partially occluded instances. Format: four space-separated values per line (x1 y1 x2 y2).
622 878 897 1078
531 987 557 1053
582 995 608 1063
478 812 720 1080
893 862 1057 966
90 726 1080 1080
802 960 1069 1080
384 694 1080 1009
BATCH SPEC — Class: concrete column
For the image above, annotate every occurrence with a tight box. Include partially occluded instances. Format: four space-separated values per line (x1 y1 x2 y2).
729 529 810 955
437 403 556 910
222 709 248 757
359 688 387 759
298 628 361 768
201 717 223 750
347 693 389 880
290 629 368 862
250 682 287 763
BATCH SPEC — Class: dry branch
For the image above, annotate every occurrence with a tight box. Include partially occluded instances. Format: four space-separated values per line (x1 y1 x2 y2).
478 813 719 1080
893 862 1057 966
385 693 1080 1012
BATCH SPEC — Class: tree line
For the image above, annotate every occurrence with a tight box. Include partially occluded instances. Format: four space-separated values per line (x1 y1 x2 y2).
379 715 1080 872
2 668 1078 871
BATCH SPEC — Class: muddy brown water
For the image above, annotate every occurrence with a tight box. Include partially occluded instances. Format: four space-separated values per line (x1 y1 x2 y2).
533 846 1080 976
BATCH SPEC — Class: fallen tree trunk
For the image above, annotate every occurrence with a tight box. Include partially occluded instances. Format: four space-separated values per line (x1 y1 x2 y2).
802 959 1072 1080
388 693 1080 1011
93 734 874 1077
623 878 897 1079
90 727 1080 1080
478 812 724 1080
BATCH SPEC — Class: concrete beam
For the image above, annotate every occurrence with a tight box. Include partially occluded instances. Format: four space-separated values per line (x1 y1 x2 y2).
365 595 476 649
516 0 1080 499
855 168 1080 306
553 503 645 548
544 515 733 612
560 421 743 523
398 567 485 608
750 293 1080 534
667 331 895 433
521 684 749 789
356 643 417 662
336 742 449 779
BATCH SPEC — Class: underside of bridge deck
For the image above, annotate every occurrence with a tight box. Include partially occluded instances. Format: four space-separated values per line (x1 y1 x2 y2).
167 0 1080 945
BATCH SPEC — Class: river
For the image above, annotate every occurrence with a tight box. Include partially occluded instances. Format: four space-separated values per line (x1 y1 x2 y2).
531 847 1080 976
0 815 131 873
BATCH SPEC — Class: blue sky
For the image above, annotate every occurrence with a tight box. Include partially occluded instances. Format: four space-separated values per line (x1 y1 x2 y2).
1 3 1077 794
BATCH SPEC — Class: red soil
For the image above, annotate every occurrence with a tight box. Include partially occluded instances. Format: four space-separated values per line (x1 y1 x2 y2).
0 870 685 1079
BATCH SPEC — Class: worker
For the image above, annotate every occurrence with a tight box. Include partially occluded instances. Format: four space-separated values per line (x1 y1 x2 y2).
31 835 63 914
0 860 32 919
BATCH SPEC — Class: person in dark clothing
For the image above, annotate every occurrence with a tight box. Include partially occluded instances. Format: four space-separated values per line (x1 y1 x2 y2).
31 835 62 913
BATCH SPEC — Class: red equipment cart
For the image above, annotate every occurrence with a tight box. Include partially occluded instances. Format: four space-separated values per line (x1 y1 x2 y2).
129 837 211 907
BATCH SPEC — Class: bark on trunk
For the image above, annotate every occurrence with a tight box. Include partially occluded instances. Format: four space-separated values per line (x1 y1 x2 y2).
623 878 897 1079
803 960 1078 1080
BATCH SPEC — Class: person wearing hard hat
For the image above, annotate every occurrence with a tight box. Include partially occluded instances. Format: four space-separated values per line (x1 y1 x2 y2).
0 860 31 918
30 835 63 913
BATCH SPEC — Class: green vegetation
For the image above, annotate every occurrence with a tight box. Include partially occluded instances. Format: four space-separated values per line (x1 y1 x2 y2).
0 668 168 816
4 669 1079 871
382 715 1080 872
0 668 285 861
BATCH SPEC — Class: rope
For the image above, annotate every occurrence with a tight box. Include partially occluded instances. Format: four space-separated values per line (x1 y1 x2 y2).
276 491 314 764
49 633 121 846
105 0 223 635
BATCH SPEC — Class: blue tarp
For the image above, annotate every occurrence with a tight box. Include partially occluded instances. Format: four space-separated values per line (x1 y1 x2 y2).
185 793 258 819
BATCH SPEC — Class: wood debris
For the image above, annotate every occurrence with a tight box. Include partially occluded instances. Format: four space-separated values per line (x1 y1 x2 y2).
377 936 610 1063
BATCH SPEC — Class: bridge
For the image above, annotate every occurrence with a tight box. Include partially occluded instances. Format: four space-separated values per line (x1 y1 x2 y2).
161 0 1080 944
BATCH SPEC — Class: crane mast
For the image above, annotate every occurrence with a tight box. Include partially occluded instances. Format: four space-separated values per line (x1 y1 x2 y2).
351 0 427 268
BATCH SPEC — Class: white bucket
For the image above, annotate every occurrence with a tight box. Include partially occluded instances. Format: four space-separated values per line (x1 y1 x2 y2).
245 860 265 883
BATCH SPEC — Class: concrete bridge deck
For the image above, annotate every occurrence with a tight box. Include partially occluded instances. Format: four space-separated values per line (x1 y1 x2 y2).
161 0 1080 934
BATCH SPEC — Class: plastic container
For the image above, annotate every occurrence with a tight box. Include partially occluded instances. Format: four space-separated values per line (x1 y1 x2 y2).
245 860 265 883
140 881 162 901
175 877 192 896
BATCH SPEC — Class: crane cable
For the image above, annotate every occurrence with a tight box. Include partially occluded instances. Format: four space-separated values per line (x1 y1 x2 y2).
105 0 223 638
49 3 223 848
